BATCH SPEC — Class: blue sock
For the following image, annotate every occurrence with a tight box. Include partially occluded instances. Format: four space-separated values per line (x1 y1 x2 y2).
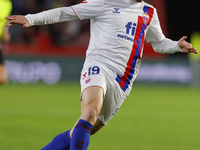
70 119 93 150
41 130 71 150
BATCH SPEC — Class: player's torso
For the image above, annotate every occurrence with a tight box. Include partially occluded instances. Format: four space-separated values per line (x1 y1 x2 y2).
85 0 154 80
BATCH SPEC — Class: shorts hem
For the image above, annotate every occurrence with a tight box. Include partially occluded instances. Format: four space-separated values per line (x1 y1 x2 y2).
98 116 107 126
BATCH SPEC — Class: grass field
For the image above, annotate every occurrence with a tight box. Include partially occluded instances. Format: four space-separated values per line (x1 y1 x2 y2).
1 83 200 150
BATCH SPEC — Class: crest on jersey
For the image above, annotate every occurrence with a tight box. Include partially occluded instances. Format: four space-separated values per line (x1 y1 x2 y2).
143 13 149 24
86 77 91 84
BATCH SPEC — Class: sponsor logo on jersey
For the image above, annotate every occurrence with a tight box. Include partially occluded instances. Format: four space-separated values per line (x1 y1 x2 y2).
117 22 137 42
125 22 137 36
117 34 138 43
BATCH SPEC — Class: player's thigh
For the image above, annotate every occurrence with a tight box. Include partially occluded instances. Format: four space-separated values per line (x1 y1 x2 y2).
81 86 104 116
80 65 107 124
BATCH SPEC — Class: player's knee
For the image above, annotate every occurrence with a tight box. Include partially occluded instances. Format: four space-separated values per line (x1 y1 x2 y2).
82 108 99 125
85 108 98 120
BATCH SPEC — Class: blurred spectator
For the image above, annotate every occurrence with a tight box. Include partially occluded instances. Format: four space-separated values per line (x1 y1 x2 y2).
0 0 12 84
189 32 200 87
9 0 90 46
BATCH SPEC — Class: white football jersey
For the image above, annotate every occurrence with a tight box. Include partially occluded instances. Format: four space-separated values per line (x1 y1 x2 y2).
71 0 165 92
26 0 178 94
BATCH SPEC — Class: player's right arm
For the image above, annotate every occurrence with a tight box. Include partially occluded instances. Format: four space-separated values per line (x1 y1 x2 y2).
6 7 77 28
6 15 30 28
6 0 104 28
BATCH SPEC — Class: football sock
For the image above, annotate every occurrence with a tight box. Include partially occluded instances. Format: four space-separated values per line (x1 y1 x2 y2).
41 130 71 150
70 119 93 150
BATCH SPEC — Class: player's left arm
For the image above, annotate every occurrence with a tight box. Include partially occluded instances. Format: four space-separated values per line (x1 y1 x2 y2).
177 36 197 54
151 37 197 54
146 9 197 54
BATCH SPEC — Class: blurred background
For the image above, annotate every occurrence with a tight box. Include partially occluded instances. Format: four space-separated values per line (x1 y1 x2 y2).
1 1 200 150
1 0 200 86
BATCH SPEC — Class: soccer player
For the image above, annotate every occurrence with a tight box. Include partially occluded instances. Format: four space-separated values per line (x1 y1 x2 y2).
0 0 12 85
6 0 197 149
189 32 200 87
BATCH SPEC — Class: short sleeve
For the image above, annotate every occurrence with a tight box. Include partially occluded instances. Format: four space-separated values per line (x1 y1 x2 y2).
70 0 104 20
146 9 165 43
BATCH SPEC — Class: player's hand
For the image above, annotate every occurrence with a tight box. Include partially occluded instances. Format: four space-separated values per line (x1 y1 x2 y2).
178 36 198 54
5 15 30 28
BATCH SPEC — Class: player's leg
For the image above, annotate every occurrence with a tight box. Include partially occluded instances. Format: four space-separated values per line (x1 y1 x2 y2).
70 86 104 150
41 130 71 150
41 87 104 150
69 116 104 139
0 49 7 85
80 86 104 125
41 65 106 150
91 117 104 135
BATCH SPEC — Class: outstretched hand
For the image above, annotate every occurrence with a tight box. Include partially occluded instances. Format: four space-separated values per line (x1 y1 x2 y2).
5 15 30 28
178 36 198 54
